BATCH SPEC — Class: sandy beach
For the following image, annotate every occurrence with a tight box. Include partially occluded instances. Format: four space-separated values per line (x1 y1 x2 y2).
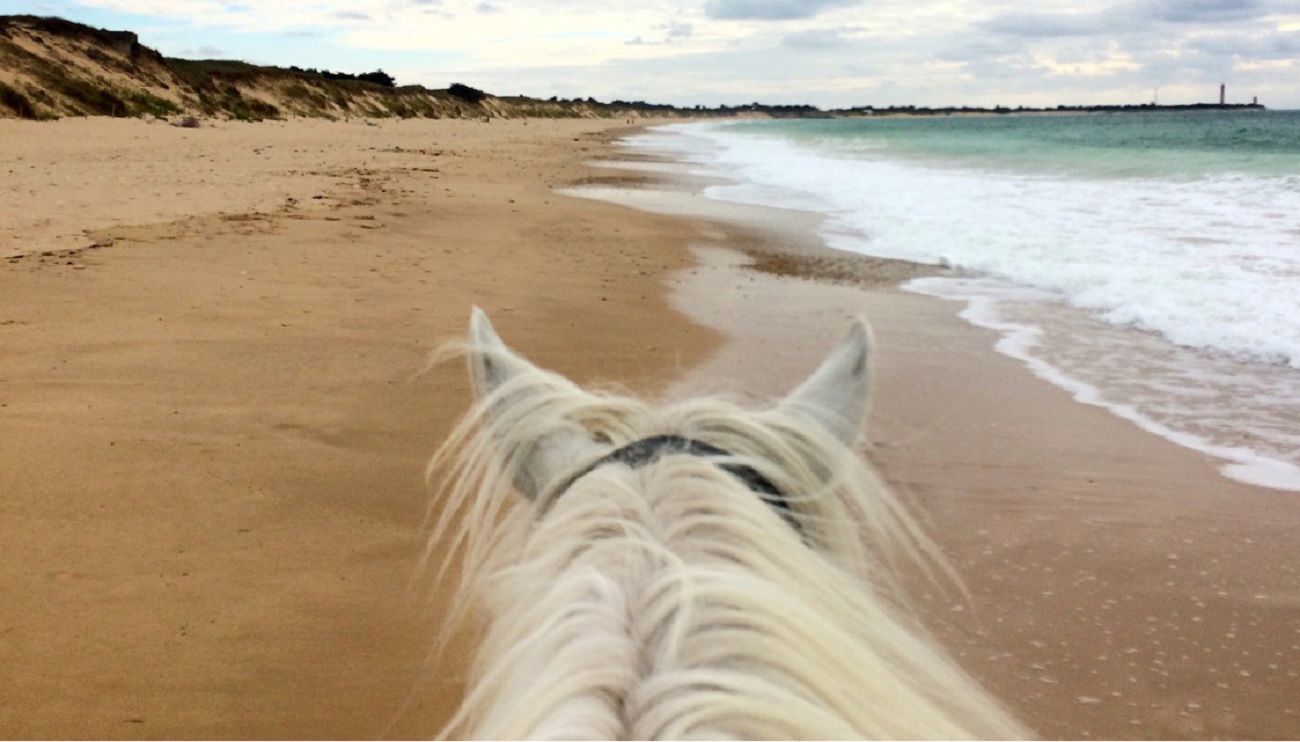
2 115 1298 740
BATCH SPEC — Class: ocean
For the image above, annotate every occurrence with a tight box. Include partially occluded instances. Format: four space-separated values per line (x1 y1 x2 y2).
622 111 1300 492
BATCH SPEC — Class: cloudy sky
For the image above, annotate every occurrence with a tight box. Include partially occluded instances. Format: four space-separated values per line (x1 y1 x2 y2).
13 0 1300 109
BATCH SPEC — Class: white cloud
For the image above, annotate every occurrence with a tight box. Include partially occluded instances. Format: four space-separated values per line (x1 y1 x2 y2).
781 28 852 49
703 0 865 21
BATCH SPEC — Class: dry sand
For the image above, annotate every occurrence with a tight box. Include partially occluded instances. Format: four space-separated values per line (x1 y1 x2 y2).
2 115 1298 740
0 116 716 739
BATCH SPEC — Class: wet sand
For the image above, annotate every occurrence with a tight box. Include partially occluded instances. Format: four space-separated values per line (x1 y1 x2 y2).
1 115 1298 740
571 147 1300 738
664 245 1300 740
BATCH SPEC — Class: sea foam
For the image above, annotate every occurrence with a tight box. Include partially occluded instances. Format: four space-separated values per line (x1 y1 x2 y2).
630 120 1300 492
655 122 1300 369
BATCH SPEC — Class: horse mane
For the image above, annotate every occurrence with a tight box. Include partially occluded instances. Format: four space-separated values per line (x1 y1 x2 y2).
422 333 1026 739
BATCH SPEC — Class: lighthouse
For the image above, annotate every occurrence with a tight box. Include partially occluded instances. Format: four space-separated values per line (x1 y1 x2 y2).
1220 83 1225 105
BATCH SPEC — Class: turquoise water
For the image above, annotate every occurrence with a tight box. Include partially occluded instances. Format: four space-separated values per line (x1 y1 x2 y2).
723 110 1300 179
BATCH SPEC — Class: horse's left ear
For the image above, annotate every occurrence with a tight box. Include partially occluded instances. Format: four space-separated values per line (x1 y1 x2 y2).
777 318 874 446
467 307 607 500
468 306 536 400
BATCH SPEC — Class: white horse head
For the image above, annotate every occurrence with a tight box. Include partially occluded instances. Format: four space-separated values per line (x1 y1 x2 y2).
426 308 1025 739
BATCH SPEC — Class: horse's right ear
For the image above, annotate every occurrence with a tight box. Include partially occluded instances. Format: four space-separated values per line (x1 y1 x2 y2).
467 307 606 500
776 318 874 446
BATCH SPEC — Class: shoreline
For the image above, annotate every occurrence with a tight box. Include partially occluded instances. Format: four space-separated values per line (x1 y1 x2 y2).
584 126 1300 739
639 116 1300 498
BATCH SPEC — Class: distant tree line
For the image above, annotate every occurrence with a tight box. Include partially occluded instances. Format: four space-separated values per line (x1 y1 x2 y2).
837 101 1266 117
286 66 395 87
537 95 822 118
